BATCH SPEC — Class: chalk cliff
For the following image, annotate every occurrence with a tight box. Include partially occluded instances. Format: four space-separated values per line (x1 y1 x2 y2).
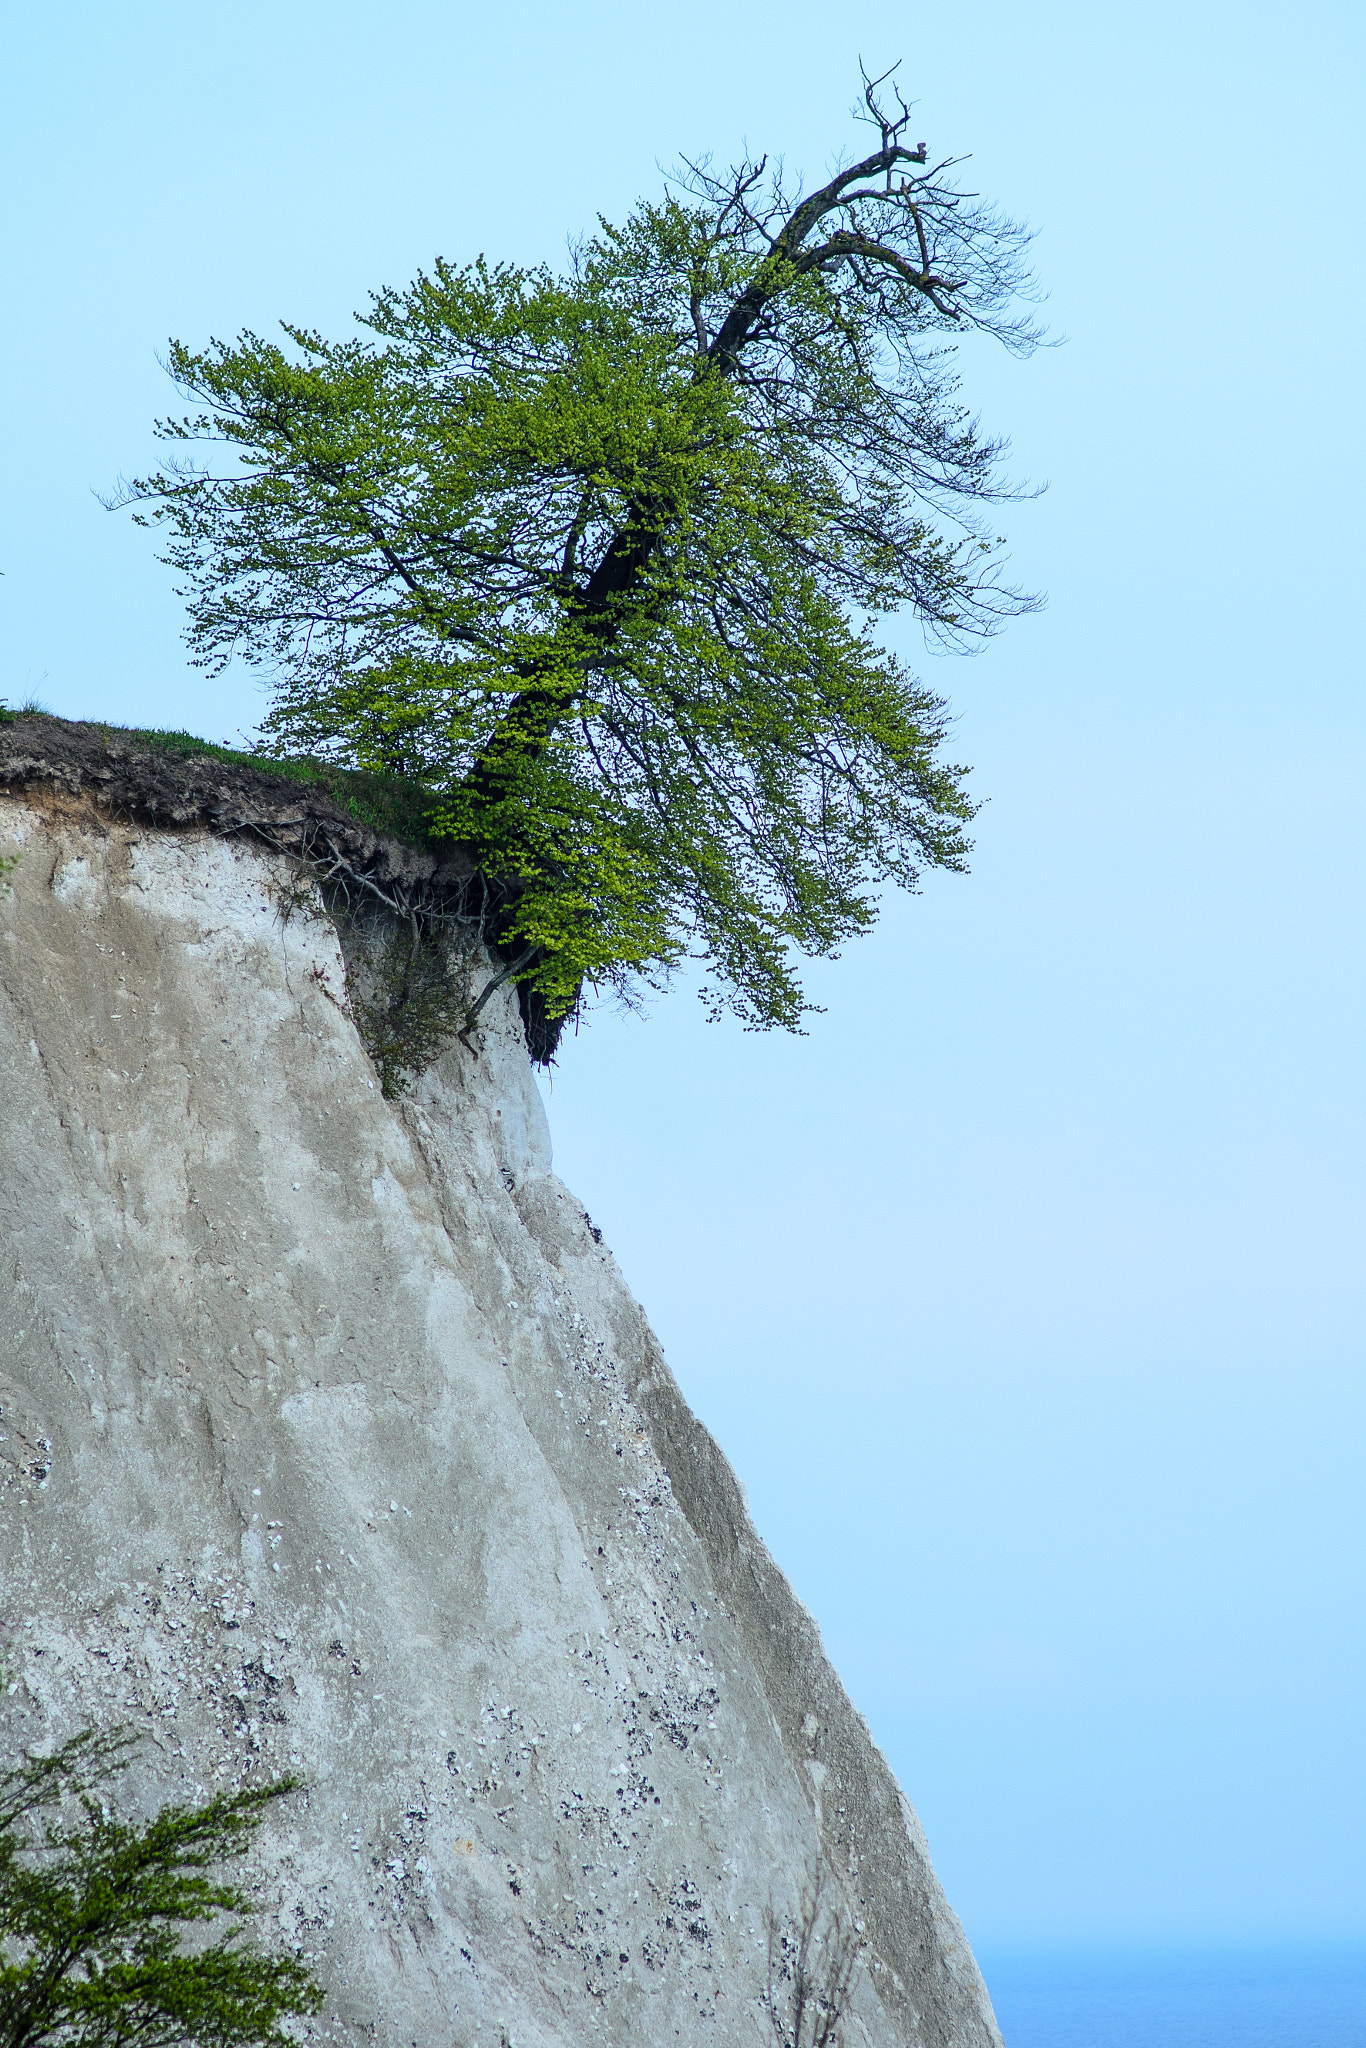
0 722 1002 2048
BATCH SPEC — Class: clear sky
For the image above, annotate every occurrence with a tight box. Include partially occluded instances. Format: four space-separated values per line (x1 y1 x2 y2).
4 0 1363 1956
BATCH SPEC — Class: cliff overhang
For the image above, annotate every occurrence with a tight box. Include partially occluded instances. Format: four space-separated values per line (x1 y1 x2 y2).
0 713 563 1062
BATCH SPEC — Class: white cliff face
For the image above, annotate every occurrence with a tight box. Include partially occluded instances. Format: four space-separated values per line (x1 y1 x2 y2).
0 793 1001 2048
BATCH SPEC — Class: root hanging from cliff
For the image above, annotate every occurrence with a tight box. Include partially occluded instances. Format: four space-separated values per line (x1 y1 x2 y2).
0 715 569 1067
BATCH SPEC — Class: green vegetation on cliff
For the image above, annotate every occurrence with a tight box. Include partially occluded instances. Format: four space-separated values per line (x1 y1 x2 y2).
113 725 445 851
0 1729 322 2048
118 67 1042 1036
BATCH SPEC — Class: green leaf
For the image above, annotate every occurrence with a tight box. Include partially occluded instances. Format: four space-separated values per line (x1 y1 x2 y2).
115 76 1041 1050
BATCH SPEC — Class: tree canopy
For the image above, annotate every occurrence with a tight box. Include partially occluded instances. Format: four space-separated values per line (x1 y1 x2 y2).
0 1729 322 2048
125 67 1042 1043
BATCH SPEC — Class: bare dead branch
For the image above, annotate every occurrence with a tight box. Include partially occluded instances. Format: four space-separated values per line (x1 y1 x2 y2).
764 1861 863 2048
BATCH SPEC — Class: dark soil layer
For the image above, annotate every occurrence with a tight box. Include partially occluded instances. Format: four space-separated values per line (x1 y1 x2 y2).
0 714 563 1062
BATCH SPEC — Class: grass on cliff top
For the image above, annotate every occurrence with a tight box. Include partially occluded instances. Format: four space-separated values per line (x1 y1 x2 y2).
67 710 441 851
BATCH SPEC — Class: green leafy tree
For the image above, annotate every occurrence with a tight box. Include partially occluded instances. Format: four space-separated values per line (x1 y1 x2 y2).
122 66 1043 1040
0 1729 323 2048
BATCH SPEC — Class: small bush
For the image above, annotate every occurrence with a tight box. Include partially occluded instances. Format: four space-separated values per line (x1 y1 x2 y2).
0 1727 324 2048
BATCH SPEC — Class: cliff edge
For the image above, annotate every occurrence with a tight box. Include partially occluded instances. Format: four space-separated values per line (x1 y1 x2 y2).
0 719 1002 2048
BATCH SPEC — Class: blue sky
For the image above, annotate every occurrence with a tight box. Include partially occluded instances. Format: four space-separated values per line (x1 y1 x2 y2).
4 0 1363 1954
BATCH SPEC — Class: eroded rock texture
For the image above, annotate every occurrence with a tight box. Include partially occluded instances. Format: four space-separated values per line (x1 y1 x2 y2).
0 781 1001 2048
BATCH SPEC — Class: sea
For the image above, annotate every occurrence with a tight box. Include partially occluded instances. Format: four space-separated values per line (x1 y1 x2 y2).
977 1946 1366 2047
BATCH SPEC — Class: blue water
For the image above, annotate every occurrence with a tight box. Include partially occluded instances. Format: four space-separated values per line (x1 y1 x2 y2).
979 1946 1366 2047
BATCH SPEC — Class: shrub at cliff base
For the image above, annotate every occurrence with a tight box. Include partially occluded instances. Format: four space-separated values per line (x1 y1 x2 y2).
0 1729 323 2048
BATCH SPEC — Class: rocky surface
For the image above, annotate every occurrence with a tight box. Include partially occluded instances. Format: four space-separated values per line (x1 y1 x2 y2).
0 767 1002 2048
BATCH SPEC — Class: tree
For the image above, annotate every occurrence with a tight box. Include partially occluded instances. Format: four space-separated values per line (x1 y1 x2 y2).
0 1729 323 2048
122 66 1043 1041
